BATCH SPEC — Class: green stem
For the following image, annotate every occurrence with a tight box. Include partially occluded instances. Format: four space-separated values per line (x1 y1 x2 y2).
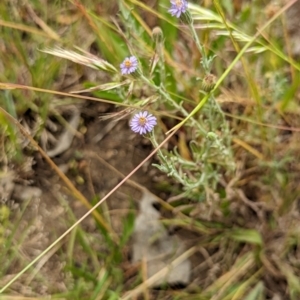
188 23 209 73
140 75 206 135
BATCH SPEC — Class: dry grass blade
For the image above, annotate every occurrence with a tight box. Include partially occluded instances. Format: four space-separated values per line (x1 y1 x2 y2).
40 47 117 73
71 80 130 94
0 83 181 123
233 138 264 160
206 253 255 299
0 20 60 40
24 0 60 40
0 83 126 106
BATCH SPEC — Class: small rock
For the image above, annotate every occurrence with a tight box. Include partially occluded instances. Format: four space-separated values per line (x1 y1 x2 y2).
132 191 191 286
0 171 15 204
13 184 42 202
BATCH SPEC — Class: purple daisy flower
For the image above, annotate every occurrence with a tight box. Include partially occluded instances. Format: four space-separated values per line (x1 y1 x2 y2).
130 111 157 135
168 0 188 18
120 56 138 75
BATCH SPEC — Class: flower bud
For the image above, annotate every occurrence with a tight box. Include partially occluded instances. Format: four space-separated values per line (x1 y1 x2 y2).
152 26 164 45
206 132 218 141
202 73 217 92
180 10 193 25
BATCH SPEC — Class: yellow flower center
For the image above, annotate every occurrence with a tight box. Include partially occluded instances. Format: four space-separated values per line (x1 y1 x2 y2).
175 0 183 7
138 117 146 125
124 59 132 67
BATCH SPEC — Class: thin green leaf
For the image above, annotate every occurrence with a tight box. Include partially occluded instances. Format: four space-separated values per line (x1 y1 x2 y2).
229 229 263 245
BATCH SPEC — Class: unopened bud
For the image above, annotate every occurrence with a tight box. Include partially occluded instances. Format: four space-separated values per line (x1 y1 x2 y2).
152 26 164 45
206 132 218 141
180 10 193 25
202 73 217 92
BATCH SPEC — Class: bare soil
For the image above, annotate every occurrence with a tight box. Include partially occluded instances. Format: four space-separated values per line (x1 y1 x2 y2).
3 100 169 296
